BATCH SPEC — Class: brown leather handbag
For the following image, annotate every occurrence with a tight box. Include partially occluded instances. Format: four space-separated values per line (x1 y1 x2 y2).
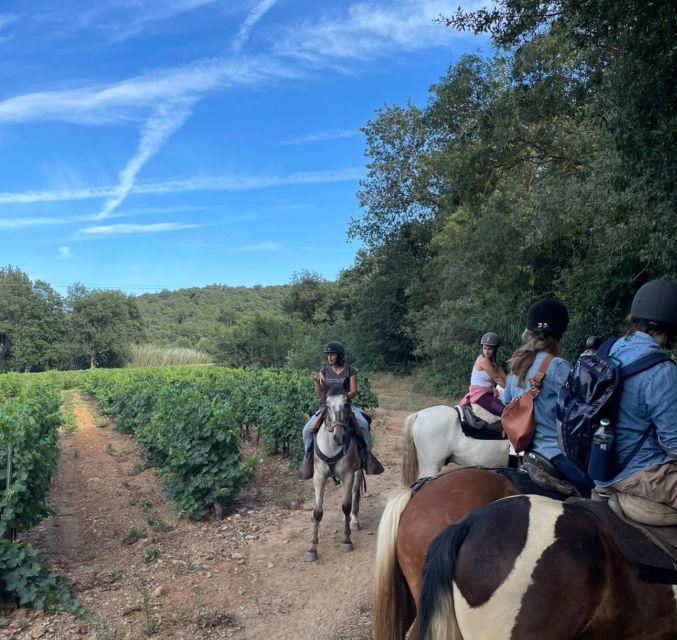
502 355 554 453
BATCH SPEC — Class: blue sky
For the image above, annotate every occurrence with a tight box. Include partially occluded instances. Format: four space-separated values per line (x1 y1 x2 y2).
0 0 486 295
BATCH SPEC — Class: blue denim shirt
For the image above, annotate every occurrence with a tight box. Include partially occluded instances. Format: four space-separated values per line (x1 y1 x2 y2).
502 351 571 460
596 331 677 487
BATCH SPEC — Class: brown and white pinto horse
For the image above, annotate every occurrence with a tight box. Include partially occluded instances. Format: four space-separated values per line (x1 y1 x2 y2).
419 495 677 640
373 468 520 640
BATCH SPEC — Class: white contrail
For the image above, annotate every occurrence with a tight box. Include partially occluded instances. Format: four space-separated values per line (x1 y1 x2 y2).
94 97 196 220
231 0 278 52
0 167 363 205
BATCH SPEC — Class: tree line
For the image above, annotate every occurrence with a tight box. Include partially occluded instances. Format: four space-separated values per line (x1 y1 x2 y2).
316 0 677 392
0 266 144 372
2 1 675 392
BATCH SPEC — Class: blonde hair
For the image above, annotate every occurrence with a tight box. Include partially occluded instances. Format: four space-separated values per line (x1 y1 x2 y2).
508 330 561 386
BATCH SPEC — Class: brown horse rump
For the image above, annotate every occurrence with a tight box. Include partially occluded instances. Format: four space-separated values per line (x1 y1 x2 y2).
568 497 677 583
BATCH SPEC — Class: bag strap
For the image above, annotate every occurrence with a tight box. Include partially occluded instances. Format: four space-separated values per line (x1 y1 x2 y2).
528 354 554 393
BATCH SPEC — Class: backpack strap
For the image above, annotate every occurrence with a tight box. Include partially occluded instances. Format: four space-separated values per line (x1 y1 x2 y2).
595 337 618 361
620 352 671 380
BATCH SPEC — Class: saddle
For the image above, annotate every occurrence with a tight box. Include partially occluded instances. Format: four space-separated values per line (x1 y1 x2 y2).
455 404 504 441
568 496 677 583
519 451 589 497
307 408 326 434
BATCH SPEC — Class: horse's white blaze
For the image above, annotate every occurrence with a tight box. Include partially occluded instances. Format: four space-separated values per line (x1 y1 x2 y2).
453 496 564 640
672 585 677 612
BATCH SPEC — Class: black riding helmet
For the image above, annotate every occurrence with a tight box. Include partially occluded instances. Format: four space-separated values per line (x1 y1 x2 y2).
527 298 569 339
323 341 345 356
480 332 500 347
630 279 677 328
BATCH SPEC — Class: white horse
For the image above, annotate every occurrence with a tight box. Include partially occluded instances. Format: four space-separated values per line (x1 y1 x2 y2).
304 390 363 562
401 404 510 485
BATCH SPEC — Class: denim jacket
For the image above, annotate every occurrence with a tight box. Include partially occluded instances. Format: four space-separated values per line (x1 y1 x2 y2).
501 351 571 461
596 331 677 487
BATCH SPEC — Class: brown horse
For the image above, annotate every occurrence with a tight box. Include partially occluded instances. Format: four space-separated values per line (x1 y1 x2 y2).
304 390 363 562
419 494 677 640
373 468 520 640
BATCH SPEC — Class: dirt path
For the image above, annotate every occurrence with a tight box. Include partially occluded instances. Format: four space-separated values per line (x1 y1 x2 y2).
8 390 415 640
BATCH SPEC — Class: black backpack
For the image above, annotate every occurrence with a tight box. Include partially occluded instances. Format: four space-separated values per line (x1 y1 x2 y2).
556 337 670 479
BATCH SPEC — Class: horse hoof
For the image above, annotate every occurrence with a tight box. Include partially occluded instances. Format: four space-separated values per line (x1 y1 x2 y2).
304 551 317 562
351 521 361 531
340 543 354 553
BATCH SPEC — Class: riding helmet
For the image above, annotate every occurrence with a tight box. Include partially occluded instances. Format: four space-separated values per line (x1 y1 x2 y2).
526 298 569 339
585 336 603 351
630 279 677 328
323 341 345 356
480 332 500 347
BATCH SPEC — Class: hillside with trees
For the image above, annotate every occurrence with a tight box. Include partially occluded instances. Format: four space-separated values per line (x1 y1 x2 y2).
135 284 291 350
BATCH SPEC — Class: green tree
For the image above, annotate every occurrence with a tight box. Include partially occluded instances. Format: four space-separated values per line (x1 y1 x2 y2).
283 270 337 325
67 286 145 368
213 312 295 368
0 266 67 372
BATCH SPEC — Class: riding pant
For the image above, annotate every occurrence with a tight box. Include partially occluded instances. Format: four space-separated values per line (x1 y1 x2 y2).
302 406 372 454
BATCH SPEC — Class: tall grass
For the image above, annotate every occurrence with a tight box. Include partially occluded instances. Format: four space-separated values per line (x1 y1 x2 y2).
369 373 454 411
129 344 213 368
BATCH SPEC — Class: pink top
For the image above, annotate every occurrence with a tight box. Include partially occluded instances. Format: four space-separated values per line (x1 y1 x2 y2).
460 384 495 406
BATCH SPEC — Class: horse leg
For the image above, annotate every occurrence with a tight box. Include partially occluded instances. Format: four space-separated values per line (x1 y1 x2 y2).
304 470 327 562
350 470 362 530
340 472 355 552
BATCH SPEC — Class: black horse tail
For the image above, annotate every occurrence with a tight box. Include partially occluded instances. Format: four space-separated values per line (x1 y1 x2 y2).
419 522 471 640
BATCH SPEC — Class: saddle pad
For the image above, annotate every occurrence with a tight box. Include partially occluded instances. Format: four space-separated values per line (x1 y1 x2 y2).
456 406 505 441
567 497 677 584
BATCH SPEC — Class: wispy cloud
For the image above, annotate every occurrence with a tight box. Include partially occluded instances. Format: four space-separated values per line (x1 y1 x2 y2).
275 0 465 61
0 167 364 205
79 222 199 236
0 0 479 127
0 55 298 125
0 13 20 31
58 246 71 258
106 0 220 43
237 241 280 252
278 128 358 145
94 98 196 220
231 0 278 52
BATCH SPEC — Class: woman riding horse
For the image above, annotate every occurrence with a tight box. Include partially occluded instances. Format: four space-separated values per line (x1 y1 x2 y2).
298 341 384 480
460 332 506 417
502 298 593 491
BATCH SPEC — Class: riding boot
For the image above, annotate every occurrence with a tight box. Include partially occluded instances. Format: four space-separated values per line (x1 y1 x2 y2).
365 452 384 475
298 452 314 480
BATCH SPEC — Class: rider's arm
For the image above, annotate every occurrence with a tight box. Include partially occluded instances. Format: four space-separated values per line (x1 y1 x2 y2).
644 362 677 458
348 369 358 400
315 370 326 397
478 356 507 388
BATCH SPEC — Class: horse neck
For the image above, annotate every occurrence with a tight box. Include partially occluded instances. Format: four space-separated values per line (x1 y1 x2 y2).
316 424 344 458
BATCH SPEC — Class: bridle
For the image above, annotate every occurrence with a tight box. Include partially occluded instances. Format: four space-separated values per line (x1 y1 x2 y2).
316 393 353 478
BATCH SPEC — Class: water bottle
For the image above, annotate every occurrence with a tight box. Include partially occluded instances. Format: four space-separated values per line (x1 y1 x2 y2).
587 418 615 481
